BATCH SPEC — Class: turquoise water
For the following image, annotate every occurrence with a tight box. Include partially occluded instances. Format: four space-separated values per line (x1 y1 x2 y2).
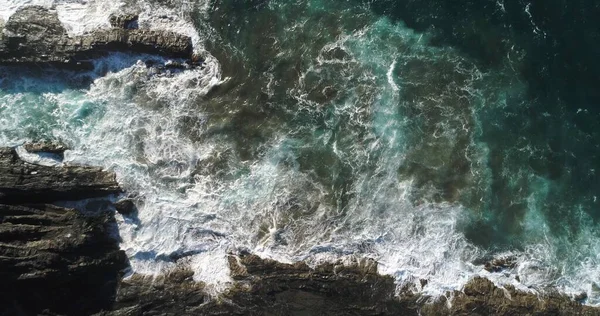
1 0 600 304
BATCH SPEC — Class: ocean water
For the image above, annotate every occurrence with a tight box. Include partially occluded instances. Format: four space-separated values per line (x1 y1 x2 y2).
1 0 600 305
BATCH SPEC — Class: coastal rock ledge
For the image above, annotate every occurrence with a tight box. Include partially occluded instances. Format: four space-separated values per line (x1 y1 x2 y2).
1 145 599 315
0 6 193 68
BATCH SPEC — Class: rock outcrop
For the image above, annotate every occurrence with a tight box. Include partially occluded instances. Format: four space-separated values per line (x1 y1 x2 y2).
0 6 193 68
223 253 410 315
1 143 598 315
0 145 127 315
114 199 136 216
0 147 121 204
102 252 600 316
23 140 69 156
102 253 413 316
423 277 600 316
0 203 127 315
109 13 139 29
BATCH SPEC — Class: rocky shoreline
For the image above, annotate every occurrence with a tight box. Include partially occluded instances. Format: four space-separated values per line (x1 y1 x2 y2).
1 5 599 315
0 146 126 315
0 6 195 70
0 144 598 315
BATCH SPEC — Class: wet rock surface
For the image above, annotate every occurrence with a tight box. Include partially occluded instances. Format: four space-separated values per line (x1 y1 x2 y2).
0 6 193 68
1 143 599 316
102 253 600 316
422 277 600 316
0 204 127 316
114 199 136 216
0 147 121 204
23 140 69 155
0 145 127 315
109 13 139 29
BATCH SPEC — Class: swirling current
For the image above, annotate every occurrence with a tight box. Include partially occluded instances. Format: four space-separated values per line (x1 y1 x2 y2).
1 0 599 305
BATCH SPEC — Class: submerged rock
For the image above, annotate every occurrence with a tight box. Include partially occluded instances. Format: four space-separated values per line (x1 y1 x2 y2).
0 6 193 68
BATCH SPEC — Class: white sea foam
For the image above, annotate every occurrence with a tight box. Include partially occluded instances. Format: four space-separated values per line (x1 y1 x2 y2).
1 0 600 308
15 145 62 166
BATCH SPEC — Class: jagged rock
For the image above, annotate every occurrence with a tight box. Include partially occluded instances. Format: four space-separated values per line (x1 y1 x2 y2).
114 199 135 215
223 253 413 315
99 269 216 316
101 252 600 316
4 6 67 40
483 255 517 273
102 253 416 316
0 203 128 315
0 147 120 204
0 6 193 68
23 140 69 155
109 13 139 29
0 144 128 315
423 277 600 316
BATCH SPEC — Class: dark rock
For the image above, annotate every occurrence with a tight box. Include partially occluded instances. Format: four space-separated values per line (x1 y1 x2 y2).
4 6 67 40
114 199 135 215
103 254 417 316
0 143 128 315
109 13 139 29
102 253 600 316
223 254 413 315
100 269 213 316
483 255 517 273
0 147 120 204
0 6 193 69
422 277 600 316
0 203 128 315
24 140 69 155
575 292 588 303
